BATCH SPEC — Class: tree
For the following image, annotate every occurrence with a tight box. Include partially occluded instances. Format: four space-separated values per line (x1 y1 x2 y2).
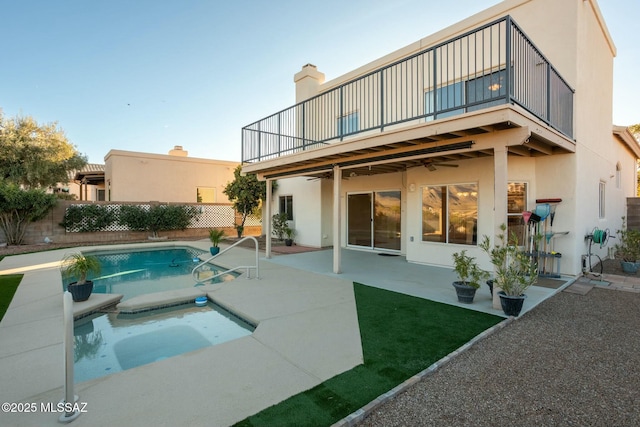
630 123 640 141
0 113 87 189
223 166 268 237
0 182 57 245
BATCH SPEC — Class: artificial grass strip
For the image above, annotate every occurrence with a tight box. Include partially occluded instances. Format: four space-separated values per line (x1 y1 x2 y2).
0 274 23 321
235 282 502 427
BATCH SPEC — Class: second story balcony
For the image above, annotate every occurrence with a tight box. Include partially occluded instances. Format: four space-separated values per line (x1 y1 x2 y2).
241 16 574 165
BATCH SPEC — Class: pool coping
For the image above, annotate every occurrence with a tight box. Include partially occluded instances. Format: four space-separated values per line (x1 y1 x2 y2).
0 240 364 427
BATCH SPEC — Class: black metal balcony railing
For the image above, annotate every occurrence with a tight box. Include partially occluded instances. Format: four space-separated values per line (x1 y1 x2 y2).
242 16 574 163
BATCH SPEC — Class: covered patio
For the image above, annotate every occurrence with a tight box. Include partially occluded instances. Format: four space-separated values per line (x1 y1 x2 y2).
266 247 574 317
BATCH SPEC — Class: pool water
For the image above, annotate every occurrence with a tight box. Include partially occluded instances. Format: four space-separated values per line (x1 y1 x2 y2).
73 302 254 383
63 246 236 300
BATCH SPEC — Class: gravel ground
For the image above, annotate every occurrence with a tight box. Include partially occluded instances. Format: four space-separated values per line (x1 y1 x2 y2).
357 287 640 427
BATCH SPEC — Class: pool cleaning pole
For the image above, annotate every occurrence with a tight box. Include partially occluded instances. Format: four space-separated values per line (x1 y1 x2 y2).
59 291 80 423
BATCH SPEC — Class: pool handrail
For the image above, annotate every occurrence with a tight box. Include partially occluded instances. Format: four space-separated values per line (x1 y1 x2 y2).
191 236 260 284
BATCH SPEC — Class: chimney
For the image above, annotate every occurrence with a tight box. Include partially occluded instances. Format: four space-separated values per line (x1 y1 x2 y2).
294 64 325 103
169 145 188 157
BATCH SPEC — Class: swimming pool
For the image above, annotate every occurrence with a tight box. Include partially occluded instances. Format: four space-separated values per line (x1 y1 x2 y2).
73 301 255 382
62 246 237 300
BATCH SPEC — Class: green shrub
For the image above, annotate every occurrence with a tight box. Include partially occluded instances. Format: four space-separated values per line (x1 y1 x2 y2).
119 204 200 238
0 183 57 245
272 212 288 241
60 204 116 232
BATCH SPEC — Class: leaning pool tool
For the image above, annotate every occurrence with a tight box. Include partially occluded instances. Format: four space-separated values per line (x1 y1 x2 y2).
536 198 562 226
59 291 81 423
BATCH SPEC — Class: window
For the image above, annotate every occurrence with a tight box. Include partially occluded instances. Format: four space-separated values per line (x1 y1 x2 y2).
425 69 508 120
466 69 507 111
96 189 106 202
197 187 216 203
279 195 293 221
422 183 478 245
599 181 606 219
425 81 465 120
337 112 359 135
507 182 527 243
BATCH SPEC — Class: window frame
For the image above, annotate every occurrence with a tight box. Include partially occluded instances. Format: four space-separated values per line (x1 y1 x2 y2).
421 182 478 245
599 181 606 219
507 182 528 243
279 195 293 221
337 111 359 136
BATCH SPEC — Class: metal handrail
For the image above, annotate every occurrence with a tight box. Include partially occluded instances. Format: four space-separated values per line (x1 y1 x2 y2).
191 236 260 285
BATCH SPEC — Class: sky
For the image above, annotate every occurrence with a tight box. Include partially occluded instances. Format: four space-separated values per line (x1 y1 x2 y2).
1 0 638 165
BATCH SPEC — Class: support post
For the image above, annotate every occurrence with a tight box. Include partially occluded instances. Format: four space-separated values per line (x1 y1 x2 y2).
333 165 342 274
492 147 509 310
265 179 272 259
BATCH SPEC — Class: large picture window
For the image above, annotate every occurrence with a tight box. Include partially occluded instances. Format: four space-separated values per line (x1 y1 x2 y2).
422 183 478 245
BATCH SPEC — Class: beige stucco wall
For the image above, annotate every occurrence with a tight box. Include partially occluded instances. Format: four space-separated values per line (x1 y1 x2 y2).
274 0 636 275
105 149 238 203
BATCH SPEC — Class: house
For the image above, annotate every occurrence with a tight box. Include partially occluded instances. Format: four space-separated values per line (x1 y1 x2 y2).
54 163 106 201
104 146 239 203
241 0 640 288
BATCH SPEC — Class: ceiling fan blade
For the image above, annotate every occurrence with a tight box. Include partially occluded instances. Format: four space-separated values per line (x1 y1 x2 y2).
435 163 459 168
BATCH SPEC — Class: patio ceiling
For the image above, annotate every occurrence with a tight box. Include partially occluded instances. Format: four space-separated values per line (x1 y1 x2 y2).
244 105 575 181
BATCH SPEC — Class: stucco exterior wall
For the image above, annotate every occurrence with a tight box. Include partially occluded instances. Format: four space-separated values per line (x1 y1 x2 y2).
105 150 238 203
267 0 637 276
269 177 324 247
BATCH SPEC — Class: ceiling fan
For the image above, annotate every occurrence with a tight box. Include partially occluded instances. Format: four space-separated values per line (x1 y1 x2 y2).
422 160 459 171
307 172 350 181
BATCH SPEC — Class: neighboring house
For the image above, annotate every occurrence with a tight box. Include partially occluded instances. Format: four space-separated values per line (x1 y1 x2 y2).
53 163 106 201
104 146 239 203
241 0 640 278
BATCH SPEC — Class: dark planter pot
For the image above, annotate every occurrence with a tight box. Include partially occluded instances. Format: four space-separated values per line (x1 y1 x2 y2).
486 279 494 296
498 291 526 317
209 247 220 256
285 239 293 247
67 281 94 302
620 261 639 274
452 281 477 304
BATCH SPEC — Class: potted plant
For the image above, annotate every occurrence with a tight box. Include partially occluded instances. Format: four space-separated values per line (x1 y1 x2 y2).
451 250 487 303
60 253 101 302
272 213 289 241
614 217 640 273
208 228 226 255
480 224 538 316
284 226 296 247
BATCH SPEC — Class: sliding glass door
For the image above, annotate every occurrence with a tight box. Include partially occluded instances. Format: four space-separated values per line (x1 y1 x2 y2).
347 191 401 251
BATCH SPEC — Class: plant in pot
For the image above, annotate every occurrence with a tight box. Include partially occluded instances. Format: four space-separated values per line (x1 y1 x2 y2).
451 250 488 303
208 228 226 255
614 217 640 274
272 213 289 241
480 224 537 316
284 226 296 247
60 253 101 302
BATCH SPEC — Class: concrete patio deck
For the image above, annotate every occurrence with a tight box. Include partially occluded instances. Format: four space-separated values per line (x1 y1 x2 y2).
0 241 573 426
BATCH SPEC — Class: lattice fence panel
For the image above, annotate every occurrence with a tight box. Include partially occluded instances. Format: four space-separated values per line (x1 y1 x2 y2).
244 213 262 227
190 205 236 228
62 203 258 233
